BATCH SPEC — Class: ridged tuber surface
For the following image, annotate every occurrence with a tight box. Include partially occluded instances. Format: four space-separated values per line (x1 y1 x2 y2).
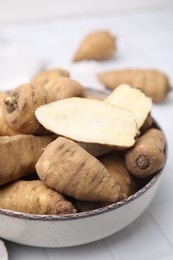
73 30 116 61
0 180 76 215
36 137 124 203
98 69 170 102
0 134 53 185
3 79 85 134
100 152 137 196
35 97 138 148
105 84 152 129
125 128 166 178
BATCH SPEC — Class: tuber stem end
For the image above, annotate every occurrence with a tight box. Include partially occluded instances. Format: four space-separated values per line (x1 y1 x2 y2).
4 92 19 113
136 155 150 169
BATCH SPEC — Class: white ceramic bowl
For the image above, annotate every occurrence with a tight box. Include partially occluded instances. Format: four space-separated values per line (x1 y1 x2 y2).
0 88 167 248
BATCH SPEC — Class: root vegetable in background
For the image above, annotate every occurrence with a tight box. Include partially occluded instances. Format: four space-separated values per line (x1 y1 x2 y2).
36 137 124 203
73 30 116 62
98 69 171 103
0 134 53 185
105 84 152 129
3 78 85 134
100 152 137 196
35 97 138 148
125 128 166 178
0 180 76 215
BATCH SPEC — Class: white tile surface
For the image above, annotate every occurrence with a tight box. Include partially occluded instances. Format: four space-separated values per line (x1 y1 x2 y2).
0 3 173 260
105 211 173 260
0 0 172 23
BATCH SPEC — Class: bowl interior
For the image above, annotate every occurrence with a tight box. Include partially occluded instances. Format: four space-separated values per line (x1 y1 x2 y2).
0 87 167 221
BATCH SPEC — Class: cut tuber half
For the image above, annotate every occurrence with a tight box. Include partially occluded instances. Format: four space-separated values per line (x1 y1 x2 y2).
105 84 152 129
35 97 138 148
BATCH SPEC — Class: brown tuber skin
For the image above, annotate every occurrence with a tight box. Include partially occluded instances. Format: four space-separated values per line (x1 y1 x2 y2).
0 180 76 215
73 30 116 62
3 83 47 134
78 142 113 157
3 78 85 134
98 69 171 103
0 134 54 185
140 114 154 134
69 198 101 213
36 137 124 203
125 128 166 178
0 92 17 136
31 68 70 85
43 77 86 103
100 152 137 196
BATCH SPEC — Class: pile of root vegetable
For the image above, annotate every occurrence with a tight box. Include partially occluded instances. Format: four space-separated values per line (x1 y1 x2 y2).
0 30 169 216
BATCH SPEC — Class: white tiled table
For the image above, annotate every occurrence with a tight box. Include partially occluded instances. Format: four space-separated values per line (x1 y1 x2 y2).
0 3 173 260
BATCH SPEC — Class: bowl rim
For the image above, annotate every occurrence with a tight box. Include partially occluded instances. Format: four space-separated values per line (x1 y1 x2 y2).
0 169 162 221
0 88 167 221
